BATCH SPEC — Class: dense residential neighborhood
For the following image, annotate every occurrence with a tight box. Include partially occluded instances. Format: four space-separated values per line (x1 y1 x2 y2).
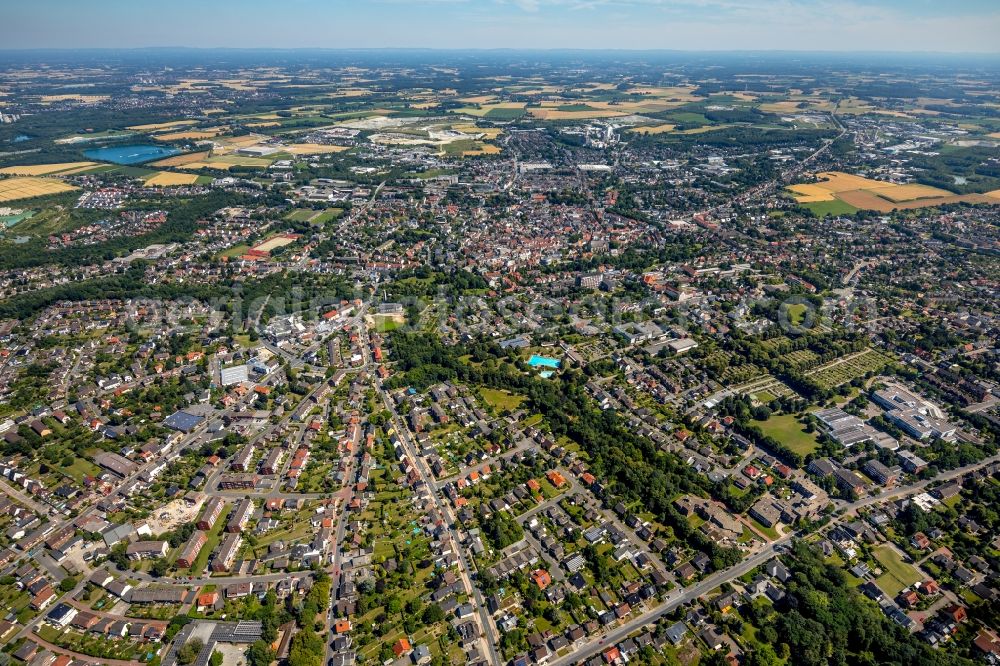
0 43 998 666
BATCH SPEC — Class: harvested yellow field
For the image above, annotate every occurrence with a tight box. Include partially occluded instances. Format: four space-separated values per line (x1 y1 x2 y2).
529 108 627 120
631 124 677 134
795 194 839 203
454 125 503 139
459 95 497 104
789 171 995 211
128 120 197 131
462 144 502 157
836 189 991 212
984 189 1000 201
676 126 727 135
872 183 954 202
786 184 836 201
144 172 201 187
212 135 267 153
59 164 105 175
760 101 809 113
151 151 211 167
810 172 885 193
177 155 272 170
247 121 281 128
989 132 1000 139
154 128 226 141
457 102 526 117
0 162 97 176
0 177 77 202
284 143 351 155
324 89 372 99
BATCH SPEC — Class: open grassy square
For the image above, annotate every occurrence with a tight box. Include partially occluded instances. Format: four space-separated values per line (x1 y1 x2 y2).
758 413 820 456
873 545 922 596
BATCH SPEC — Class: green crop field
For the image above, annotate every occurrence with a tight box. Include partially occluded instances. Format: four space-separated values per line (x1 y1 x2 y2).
484 107 527 120
803 199 860 217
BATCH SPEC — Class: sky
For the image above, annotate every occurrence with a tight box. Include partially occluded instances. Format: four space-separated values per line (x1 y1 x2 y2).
3 0 1000 53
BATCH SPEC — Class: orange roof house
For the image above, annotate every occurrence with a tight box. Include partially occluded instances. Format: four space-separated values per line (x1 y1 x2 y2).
531 569 552 590
197 592 219 610
546 470 567 488
392 638 412 657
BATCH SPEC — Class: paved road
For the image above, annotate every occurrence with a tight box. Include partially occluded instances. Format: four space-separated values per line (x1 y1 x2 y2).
0 477 52 515
365 317 503 666
547 451 1000 666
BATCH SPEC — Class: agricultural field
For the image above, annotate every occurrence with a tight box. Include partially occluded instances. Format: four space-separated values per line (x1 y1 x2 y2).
631 124 677 134
0 177 77 202
801 199 860 217
283 143 351 155
787 171 994 212
143 171 202 187
127 119 198 132
153 127 227 141
177 155 273 170
0 162 98 176
461 143 502 157
453 102 526 118
150 151 212 167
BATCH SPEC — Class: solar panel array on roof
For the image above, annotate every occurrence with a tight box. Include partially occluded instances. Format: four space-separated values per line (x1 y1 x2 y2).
164 410 204 433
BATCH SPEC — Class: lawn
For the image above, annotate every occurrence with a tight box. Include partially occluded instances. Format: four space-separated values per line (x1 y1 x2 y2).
371 314 404 332
177 505 231 576
873 545 922 596
220 244 250 259
758 413 820 456
59 455 102 483
312 208 343 224
786 303 808 326
749 518 781 541
753 390 777 404
285 209 316 222
479 388 525 412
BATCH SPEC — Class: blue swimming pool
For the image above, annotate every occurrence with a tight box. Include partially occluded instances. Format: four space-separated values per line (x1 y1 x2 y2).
527 355 560 369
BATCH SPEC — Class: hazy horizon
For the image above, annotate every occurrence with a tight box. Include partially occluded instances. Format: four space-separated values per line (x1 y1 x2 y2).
5 0 1000 54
